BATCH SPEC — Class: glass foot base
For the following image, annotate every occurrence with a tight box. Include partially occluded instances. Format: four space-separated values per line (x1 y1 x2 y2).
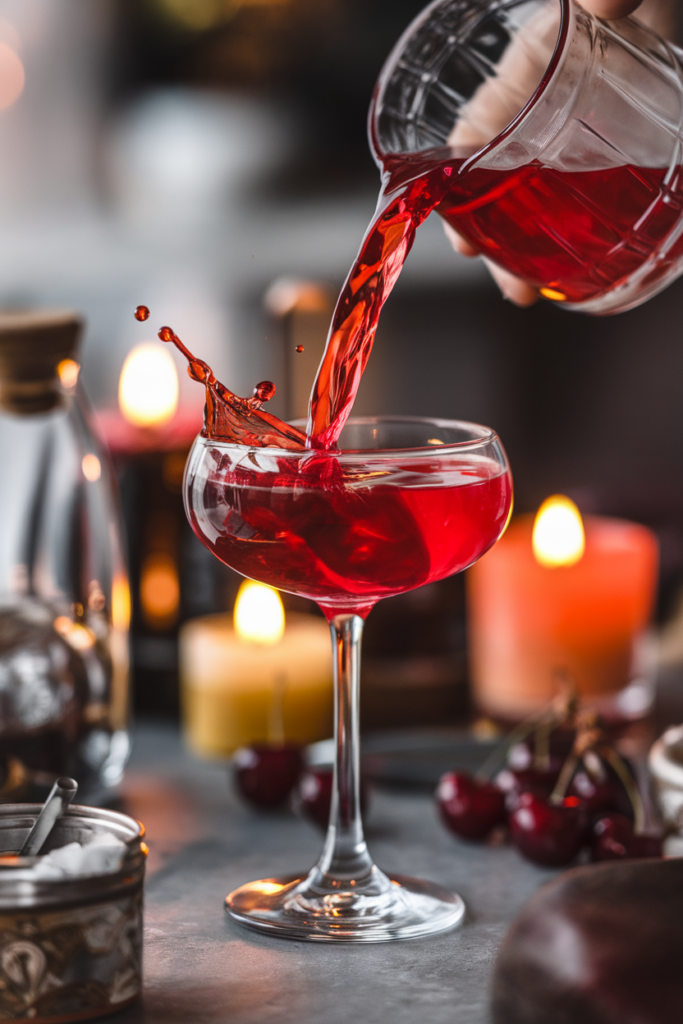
225 870 465 942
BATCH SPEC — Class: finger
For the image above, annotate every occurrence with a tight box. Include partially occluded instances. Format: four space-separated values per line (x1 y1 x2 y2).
581 0 642 18
443 221 480 257
483 258 539 307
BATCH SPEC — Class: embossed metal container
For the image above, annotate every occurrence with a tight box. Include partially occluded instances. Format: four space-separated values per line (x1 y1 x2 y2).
0 804 146 1022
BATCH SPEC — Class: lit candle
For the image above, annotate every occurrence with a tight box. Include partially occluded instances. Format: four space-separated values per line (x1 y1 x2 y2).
180 581 333 756
95 341 202 457
468 496 658 719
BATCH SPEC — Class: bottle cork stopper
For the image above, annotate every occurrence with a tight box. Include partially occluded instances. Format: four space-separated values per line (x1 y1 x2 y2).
0 310 84 414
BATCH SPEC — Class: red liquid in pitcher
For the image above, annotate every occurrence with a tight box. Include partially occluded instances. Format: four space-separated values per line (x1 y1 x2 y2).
438 161 682 306
186 451 511 619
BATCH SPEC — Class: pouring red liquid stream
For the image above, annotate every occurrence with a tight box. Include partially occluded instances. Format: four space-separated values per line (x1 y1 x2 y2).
150 150 682 452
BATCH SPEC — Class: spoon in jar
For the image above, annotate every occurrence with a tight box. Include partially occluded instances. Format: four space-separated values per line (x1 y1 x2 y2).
19 777 78 857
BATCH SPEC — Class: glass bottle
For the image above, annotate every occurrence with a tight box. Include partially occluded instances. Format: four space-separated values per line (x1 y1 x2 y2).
0 311 130 803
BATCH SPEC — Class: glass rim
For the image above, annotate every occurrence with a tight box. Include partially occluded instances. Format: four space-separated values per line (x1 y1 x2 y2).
194 414 501 459
369 0 569 169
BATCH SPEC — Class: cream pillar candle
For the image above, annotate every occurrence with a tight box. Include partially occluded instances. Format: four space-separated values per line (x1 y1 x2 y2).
180 582 332 756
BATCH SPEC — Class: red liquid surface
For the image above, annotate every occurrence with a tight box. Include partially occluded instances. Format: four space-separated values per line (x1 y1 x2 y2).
187 450 512 619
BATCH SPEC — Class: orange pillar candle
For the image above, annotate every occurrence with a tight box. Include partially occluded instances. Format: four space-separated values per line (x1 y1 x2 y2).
468 496 658 719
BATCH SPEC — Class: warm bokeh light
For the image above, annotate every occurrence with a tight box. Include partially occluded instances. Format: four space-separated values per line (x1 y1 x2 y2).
532 495 586 568
251 880 287 895
140 552 180 629
0 42 24 111
53 616 95 651
112 575 131 631
81 454 101 482
539 287 567 302
234 580 285 645
57 359 80 390
118 343 179 428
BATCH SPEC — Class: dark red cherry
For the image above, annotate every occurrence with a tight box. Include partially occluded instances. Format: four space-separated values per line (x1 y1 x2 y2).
134 304 150 322
253 380 276 403
297 767 369 830
496 767 559 813
509 792 587 867
569 770 621 815
233 744 302 808
436 771 506 841
592 813 663 862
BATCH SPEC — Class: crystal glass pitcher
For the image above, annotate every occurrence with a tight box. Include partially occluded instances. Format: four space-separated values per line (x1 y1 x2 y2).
0 312 130 803
371 0 683 314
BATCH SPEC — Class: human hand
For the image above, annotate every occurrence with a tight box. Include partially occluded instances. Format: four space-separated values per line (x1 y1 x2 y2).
446 0 647 306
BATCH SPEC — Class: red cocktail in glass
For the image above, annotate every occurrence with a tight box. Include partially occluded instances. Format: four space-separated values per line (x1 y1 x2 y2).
185 414 512 941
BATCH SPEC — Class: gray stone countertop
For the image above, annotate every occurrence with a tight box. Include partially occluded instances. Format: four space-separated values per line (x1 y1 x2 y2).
112 722 557 1024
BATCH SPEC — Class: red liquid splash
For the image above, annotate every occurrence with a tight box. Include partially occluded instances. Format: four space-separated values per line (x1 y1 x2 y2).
296 345 304 353
186 448 512 620
252 381 276 403
134 305 150 322
156 325 307 451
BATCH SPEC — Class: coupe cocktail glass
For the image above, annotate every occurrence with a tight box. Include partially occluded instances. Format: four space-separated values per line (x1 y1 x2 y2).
184 415 512 941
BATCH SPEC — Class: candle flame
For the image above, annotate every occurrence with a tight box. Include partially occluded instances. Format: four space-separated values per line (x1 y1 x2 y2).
119 342 179 428
532 495 585 568
234 580 285 645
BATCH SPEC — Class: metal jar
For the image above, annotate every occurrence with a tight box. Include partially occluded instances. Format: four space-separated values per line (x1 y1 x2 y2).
0 804 146 1022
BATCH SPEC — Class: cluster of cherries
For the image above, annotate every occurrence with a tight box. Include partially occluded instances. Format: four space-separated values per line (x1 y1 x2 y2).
436 698 663 868
232 744 369 829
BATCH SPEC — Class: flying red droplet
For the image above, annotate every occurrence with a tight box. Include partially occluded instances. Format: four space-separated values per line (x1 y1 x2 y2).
134 305 150 322
296 345 304 353
253 381 276 403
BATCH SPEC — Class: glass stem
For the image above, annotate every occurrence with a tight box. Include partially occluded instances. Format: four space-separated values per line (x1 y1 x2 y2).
316 613 374 886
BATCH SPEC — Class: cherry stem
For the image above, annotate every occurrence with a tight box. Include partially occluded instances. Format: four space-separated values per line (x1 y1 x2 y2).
475 706 558 782
600 745 645 835
550 721 602 805
550 751 580 805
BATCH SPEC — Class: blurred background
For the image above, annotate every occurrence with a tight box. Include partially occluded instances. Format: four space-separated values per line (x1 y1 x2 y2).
2 0 683 733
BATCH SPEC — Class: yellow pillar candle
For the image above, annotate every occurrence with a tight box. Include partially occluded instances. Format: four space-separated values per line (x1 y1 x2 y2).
180 581 333 756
